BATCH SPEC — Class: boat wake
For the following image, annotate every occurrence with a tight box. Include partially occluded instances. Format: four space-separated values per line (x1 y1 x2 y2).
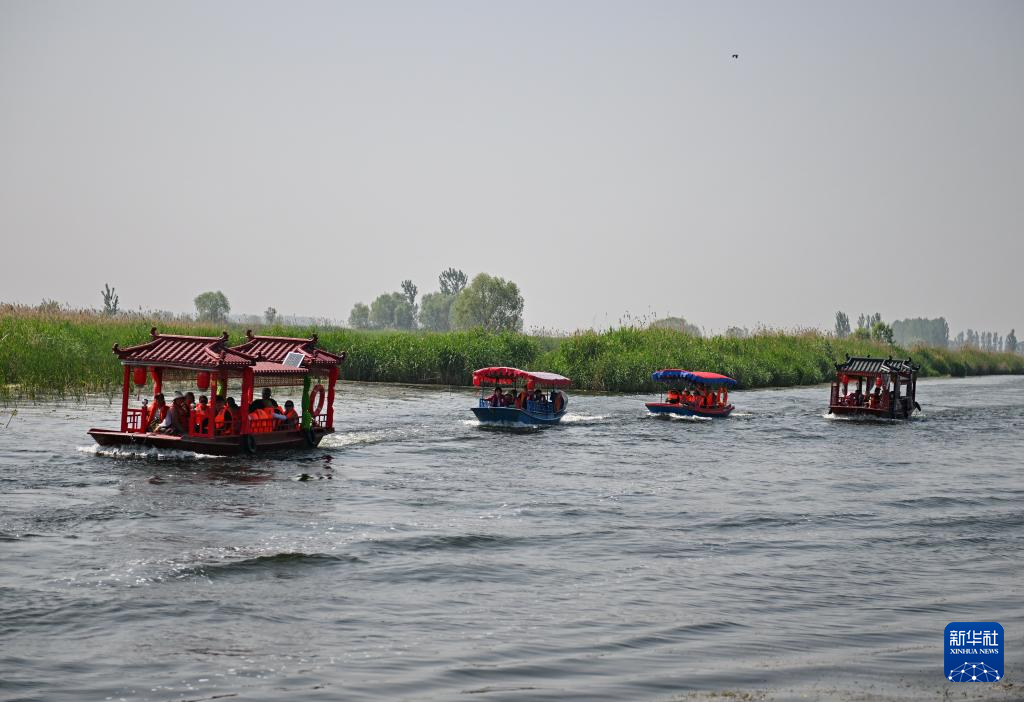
77 445 217 460
319 430 391 449
821 413 900 424
560 413 607 424
646 412 713 422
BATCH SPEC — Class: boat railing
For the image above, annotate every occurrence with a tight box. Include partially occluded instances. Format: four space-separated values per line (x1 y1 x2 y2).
247 416 276 434
526 400 552 415
125 407 146 433
312 413 328 429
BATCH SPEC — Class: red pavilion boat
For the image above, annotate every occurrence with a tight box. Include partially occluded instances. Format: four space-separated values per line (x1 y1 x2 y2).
828 355 921 419
88 328 345 455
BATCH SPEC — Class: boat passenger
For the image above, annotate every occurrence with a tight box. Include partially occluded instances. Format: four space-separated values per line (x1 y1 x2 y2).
195 395 209 432
487 386 502 407
249 387 277 413
666 389 681 404
279 400 300 429
515 389 528 409
217 397 242 434
145 393 168 432
503 390 515 407
551 390 564 413
158 392 193 435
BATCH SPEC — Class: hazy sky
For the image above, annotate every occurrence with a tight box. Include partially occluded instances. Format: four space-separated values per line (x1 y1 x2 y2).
2 1 1021 334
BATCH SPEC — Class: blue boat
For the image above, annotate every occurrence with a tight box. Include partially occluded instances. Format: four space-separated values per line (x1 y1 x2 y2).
646 369 736 418
471 367 571 426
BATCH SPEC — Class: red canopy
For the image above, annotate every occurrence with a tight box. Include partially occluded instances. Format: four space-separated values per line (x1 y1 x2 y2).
472 367 571 388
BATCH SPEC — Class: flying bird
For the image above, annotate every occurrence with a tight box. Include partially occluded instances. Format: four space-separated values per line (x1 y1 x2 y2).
731 54 739 59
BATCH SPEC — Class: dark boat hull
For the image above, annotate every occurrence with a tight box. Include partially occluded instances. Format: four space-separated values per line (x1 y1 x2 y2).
87 428 331 456
471 406 565 426
828 403 918 420
645 402 733 418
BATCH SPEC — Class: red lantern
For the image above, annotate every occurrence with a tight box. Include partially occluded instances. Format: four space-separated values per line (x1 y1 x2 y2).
875 376 883 387
196 371 210 391
132 367 147 386
840 374 849 385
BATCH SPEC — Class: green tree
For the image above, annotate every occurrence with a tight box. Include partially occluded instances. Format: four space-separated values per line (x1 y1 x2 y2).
1007 329 1018 354
891 317 949 348
651 316 702 337
419 291 454 331
834 311 850 339
101 283 119 316
400 279 418 308
370 292 415 330
264 306 277 324
871 321 894 345
348 302 370 329
439 268 468 296
451 273 524 332
194 290 230 322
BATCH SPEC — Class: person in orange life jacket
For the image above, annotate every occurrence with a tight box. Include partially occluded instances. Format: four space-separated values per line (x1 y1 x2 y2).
515 389 527 408
249 387 278 413
666 388 681 404
217 397 241 434
279 400 300 429
195 395 209 432
144 393 168 432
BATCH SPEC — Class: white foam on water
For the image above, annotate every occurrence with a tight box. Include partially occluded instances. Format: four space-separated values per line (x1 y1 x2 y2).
821 413 898 424
645 411 713 422
77 444 216 460
560 413 607 424
319 430 389 449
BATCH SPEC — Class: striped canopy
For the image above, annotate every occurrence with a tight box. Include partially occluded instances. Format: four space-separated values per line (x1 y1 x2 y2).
651 369 737 387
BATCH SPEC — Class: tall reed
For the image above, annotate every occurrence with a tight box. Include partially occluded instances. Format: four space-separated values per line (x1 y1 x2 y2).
2 307 1022 400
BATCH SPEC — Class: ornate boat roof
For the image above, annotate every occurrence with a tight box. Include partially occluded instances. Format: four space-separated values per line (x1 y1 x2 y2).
113 328 255 370
230 330 345 369
835 355 919 376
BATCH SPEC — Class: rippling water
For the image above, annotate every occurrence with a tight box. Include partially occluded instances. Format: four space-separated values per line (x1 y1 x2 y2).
1 376 1022 701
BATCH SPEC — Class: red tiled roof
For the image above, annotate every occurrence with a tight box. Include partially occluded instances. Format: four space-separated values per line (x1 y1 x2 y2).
113 328 256 370
253 361 308 375
230 330 345 368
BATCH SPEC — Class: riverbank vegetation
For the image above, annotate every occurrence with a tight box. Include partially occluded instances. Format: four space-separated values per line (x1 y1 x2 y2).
4 305 1023 401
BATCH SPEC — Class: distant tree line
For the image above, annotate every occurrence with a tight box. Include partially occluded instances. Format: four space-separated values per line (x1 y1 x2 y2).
953 329 1017 353
835 311 894 344
348 268 524 333
834 310 1019 354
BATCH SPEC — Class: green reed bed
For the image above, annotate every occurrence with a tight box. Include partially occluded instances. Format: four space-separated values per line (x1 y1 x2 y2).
2 309 1022 400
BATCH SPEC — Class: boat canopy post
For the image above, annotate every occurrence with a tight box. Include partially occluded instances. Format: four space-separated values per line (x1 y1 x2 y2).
120 365 131 433
240 367 254 435
301 375 312 430
326 366 338 430
151 367 162 396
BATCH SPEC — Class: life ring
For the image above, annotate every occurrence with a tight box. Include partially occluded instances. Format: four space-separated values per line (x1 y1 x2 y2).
309 384 326 416
242 434 257 455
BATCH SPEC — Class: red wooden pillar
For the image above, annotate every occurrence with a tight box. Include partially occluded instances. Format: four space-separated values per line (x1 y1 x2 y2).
326 367 339 430
209 371 224 438
120 366 131 432
240 367 254 434
151 367 163 396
